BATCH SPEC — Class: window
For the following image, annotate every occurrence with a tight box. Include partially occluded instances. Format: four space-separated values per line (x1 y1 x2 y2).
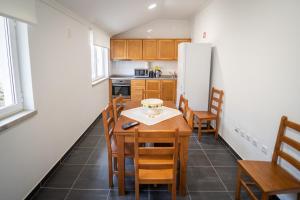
92 45 109 82
90 31 109 83
0 16 23 119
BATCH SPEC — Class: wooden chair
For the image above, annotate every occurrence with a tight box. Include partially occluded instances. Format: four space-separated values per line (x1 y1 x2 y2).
102 104 134 188
184 106 194 129
142 89 161 99
178 94 188 116
194 87 224 140
235 116 300 200
112 95 124 123
134 128 179 200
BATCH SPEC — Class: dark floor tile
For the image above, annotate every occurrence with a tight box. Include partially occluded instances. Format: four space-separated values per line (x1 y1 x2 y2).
187 167 226 191
43 165 83 188
88 119 104 136
205 150 237 166
108 189 148 200
73 165 109 189
198 137 227 150
188 150 211 167
188 136 201 149
215 167 237 191
189 191 231 200
76 135 101 148
87 145 108 165
66 189 108 200
62 148 93 165
31 188 68 200
149 191 189 200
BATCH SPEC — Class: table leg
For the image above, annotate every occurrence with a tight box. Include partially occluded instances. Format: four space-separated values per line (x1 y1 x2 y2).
117 135 125 195
179 137 189 196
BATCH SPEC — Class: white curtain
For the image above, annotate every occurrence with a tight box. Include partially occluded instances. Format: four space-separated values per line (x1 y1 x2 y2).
0 0 37 24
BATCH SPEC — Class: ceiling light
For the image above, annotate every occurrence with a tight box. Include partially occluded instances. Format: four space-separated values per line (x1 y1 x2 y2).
148 3 157 10
147 29 153 33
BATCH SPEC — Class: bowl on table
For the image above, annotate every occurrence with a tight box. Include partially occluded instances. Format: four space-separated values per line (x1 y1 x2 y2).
141 98 163 118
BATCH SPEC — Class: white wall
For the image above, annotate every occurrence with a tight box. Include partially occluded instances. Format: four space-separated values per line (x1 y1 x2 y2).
191 0 300 199
0 1 110 199
113 19 191 39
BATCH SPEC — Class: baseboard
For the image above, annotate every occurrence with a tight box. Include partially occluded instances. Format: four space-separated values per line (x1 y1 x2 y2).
24 114 102 200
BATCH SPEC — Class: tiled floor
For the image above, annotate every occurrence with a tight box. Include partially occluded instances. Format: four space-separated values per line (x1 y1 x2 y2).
30 117 258 200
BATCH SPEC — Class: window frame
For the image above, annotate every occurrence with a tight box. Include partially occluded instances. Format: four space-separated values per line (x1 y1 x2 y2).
0 17 24 120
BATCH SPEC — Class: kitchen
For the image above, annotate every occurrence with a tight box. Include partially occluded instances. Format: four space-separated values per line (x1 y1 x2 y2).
0 1 299 200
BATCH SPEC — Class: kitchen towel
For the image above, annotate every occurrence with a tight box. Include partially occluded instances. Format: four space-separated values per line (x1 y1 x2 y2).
121 106 182 126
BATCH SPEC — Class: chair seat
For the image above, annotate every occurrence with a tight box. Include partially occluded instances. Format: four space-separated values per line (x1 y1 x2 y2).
139 169 173 183
194 111 217 120
111 136 134 156
238 160 300 193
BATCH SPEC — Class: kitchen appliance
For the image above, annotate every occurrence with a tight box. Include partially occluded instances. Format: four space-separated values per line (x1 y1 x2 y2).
177 43 212 110
134 69 149 77
112 79 131 98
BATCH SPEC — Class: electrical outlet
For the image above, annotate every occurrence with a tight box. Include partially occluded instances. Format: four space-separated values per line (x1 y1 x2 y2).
234 127 240 134
252 138 258 147
261 145 268 155
246 134 251 142
240 129 245 138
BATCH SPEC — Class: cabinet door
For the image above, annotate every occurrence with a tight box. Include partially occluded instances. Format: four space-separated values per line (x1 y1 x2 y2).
143 40 157 60
127 40 142 60
111 39 127 60
145 80 161 98
161 80 176 102
131 80 145 100
175 39 191 60
158 39 175 60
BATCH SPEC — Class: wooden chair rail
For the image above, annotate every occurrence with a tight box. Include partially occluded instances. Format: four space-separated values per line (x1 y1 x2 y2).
286 121 300 132
281 136 300 151
138 147 175 155
277 151 300 170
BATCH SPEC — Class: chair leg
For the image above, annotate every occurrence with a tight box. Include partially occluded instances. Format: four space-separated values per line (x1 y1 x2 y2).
108 156 113 188
172 183 176 200
135 180 140 200
297 193 300 200
198 119 202 141
168 184 172 192
261 193 268 200
235 166 242 200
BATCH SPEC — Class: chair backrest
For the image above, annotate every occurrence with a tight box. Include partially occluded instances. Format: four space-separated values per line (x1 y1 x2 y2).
142 90 161 99
272 116 300 171
112 95 124 122
208 87 224 117
102 104 115 154
134 128 179 174
179 94 188 116
184 106 194 129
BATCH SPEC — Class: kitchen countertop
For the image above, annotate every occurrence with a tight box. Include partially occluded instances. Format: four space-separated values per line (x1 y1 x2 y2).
109 75 177 80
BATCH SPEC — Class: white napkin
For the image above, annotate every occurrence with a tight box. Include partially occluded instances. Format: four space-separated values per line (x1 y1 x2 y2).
121 106 182 126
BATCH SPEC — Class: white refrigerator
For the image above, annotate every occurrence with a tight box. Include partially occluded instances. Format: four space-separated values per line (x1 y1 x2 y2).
177 43 212 111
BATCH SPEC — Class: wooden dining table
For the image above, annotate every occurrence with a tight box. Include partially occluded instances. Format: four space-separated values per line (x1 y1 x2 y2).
113 100 192 196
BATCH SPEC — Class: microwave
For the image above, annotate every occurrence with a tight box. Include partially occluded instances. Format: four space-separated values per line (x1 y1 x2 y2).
134 69 149 77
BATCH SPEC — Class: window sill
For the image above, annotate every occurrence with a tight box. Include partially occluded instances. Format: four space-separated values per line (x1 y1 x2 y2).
0 110 37 132
92 77 109 86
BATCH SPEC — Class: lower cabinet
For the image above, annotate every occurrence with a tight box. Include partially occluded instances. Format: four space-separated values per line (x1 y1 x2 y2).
131 79 176 102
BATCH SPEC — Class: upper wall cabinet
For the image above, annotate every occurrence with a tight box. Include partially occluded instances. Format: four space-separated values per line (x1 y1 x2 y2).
142 40 158 60
111 40 127 60
110 38 191 60
127 40 143 60
175 39 191 59
158 39 175 60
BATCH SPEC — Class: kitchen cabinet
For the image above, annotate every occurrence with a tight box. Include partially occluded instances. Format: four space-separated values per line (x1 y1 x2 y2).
161 80 176 102
127 40 143 60
131 79 145 100
142 40 157 60
158 39 175 60
174 39 191 59
145 80 161 99
111 40 127 60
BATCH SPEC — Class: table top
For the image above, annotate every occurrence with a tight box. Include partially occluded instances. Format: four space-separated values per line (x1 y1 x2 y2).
114 101 192 136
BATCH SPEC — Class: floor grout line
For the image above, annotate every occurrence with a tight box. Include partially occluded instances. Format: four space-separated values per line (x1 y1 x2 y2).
63 136 103 200
194 135 230 194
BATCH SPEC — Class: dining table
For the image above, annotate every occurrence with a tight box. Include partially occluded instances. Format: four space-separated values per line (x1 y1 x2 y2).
113 100 192 196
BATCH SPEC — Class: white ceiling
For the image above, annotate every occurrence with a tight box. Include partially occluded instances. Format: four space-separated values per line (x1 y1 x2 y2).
55 0 208 35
